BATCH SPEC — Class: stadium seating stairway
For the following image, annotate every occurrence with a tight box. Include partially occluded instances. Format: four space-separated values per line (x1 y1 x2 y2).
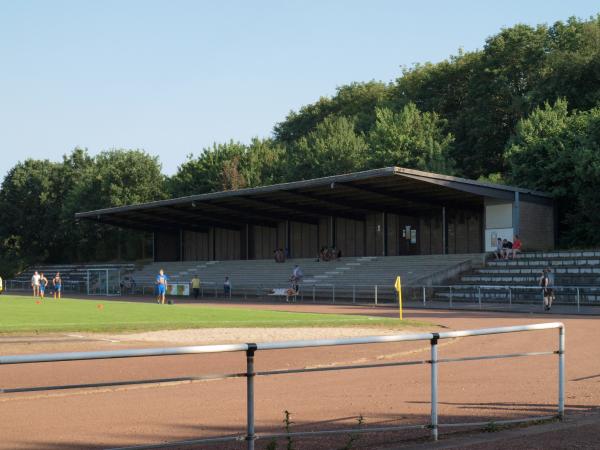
126 254 481 301
433 250 600 305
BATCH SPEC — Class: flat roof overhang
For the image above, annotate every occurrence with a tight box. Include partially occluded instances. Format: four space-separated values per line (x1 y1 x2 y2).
75 167 553 233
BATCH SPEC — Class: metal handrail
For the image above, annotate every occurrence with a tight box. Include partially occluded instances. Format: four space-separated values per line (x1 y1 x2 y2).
0 322 565 449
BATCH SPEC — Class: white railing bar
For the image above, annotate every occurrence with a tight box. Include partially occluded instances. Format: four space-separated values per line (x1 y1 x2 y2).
0 344 249 365
437 322 563 339
0 323 564 365
255 333 435 351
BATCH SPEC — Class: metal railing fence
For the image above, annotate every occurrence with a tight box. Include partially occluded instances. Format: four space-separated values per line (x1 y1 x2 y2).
0 322 565 449
6 277 600 312
3 279 87 295
126 281 600 311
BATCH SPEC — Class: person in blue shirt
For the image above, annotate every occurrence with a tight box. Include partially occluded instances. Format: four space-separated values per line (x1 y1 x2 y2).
156 269 169 305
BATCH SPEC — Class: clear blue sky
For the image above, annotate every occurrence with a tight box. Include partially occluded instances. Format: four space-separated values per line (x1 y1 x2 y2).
0 0 597 178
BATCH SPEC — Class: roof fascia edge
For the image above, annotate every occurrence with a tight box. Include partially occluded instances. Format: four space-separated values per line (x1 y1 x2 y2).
75 167 397 218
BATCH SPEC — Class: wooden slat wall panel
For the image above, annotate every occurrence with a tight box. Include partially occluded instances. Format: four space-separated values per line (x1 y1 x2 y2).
290 221 318 258
365 213 384 256
214 228 241 260
454 211 469 254
318 218 330 249
277 222 286 250
335 218 365 257
183 231 209 261
252 225 277 259
430 215 443 254
467 213 482 253
386 214 399 256
423 217 432 254
155 232 179 262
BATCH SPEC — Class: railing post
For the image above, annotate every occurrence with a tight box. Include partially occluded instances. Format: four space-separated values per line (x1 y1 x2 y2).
246 344 257 449
576 288 580 313
430 333 439 441
449 286 453 308
508 286 512 309
422 286 426 306
332 285 335 304
215 285 217 299
478 286 482 309
352 285 356 303
312 285 316 303
558 326 565 420
374 285 378 305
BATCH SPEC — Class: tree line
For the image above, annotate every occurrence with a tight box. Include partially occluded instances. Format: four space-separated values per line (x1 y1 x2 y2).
2 15 599 273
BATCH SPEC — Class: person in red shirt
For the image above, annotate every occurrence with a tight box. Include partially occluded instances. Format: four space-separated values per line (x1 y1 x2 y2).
512 235 522 259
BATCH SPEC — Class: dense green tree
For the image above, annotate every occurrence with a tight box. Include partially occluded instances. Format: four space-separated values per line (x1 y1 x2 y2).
367 104 454 173
285 115 368 180
505 99 600 246
169 141 248 197
0 159 63 271
168 138 284 197
274 81 389 143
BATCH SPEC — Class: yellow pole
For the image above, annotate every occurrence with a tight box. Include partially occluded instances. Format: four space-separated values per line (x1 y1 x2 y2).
395 276 403 320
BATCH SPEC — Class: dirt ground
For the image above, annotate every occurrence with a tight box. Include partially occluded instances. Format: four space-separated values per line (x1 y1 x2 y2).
0 304 598 449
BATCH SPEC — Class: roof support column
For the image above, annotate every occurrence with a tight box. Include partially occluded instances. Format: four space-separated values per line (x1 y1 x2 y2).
330 216 335 247
382 212 387 256
179 228 183 261
152 232 156 262
286 220 290 258
245 224 250 260
442 207 447 255
513 192 520 236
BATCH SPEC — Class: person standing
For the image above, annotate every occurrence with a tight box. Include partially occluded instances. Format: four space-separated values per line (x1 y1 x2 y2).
31 271 40 297
223 276 231 297
52 272 62 299
291 264 303 293
540 268 555 311
39 273 48 299
156 269 169 305
191 275 201 300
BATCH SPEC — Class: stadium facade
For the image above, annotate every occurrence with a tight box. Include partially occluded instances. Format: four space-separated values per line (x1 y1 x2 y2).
76 167 555 262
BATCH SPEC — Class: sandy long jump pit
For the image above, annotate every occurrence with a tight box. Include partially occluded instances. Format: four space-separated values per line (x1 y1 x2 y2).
0 307 599 449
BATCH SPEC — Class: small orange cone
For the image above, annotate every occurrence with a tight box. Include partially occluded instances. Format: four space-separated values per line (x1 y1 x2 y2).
97 304 104 310
35 300 41 305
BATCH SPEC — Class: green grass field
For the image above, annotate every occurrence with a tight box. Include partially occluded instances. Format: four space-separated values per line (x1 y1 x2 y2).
0 295 428 333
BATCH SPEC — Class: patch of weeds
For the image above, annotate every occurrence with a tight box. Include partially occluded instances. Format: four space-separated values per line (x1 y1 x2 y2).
283 410 295 450
340 414 365 450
